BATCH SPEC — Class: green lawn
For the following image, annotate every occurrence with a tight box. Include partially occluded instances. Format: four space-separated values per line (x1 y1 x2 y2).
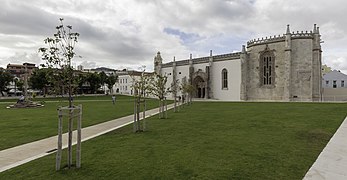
0 95 160 150
1 102 346 179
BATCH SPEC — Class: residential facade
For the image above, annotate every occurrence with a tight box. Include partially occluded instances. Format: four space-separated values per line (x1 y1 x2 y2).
6 63 38 79
114 70 152 95
322 70 347 101
322 70 347 88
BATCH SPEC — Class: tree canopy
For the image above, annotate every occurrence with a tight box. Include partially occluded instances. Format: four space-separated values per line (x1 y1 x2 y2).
86 72 101 94
29 68 53 95
106 74 118 94
0 71 13 96
38 18 79 106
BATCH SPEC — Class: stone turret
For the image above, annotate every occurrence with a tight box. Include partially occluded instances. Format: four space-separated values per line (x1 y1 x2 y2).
284 24 292 101
240 45 248 100
189 53 194 85
154 51 162 75
312 24 322 101
172 56 177 98
173 56 177 80
207 50 213 99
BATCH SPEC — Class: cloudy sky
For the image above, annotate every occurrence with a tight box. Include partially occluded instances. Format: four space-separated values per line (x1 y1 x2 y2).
0 0 346 73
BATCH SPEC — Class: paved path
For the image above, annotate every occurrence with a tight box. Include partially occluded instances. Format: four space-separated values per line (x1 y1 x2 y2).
304 116 347 180
0 103 174 173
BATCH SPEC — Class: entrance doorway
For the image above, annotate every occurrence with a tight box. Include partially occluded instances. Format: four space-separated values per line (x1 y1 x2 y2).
193 76 206 98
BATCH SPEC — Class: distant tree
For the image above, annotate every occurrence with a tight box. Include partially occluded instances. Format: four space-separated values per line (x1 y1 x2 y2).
322 64 332 75
0 71 13 96
16 78 24 91
99 71 108 94
76 73 87 94
106 74 118 94
29 68 52 95
13 77 24 94
86 72 101 94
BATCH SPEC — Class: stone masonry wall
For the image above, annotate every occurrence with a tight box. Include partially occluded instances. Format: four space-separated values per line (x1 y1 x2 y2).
246 40 287 100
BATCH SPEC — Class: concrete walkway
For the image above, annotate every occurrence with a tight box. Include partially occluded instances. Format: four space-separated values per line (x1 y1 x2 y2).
0 103 174 173
304 116 347 180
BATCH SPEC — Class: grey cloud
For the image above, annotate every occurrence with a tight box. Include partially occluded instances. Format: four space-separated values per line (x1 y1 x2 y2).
3 52 42 65
0 0 347 74
0 1 59 36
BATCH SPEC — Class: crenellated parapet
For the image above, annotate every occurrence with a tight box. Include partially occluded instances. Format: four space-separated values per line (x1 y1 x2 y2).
291 31 314 39
247 30 315 48
247 35 285 47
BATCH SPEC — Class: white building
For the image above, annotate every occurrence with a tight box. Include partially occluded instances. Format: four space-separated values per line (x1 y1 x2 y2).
114 70 151 95
321 70 347 101
323 70 347 88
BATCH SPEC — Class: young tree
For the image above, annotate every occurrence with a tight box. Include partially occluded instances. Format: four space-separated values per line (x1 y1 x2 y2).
180 77 195 105
170 79 180 112
131 69 151 132
149 74 169 118
38 18 81 170
0 71 13 96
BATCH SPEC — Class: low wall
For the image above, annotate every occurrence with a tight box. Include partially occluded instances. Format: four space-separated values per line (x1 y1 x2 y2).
322 88 347 102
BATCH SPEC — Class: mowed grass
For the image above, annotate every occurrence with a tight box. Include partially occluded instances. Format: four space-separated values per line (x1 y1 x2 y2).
1 102 346 179
0 95 160 150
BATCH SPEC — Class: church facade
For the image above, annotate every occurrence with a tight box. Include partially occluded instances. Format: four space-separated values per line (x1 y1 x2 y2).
154 24 322 101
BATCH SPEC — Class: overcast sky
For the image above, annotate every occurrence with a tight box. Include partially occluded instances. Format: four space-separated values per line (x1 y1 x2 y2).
0 0 346 73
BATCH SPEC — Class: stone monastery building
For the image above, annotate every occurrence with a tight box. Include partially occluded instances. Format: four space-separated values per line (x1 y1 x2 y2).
154 24 322 101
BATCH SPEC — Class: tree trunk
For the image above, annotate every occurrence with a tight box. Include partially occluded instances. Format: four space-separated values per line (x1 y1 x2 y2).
158 100 161 119
133 97 137 132
174 95 177 112
143 100 146 131
165 99 168 119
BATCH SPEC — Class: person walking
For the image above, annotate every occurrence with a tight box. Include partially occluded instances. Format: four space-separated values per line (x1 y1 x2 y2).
112 95 116 105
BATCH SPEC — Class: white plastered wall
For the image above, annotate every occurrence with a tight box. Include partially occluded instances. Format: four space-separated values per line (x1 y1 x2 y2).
212 59 241 101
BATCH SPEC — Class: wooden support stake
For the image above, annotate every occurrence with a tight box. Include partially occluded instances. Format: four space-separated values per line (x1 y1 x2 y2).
143 99 146 131
76 105 82 168
68 109 73 168
56 109 63 171
133 97 136 132
137 98 141 131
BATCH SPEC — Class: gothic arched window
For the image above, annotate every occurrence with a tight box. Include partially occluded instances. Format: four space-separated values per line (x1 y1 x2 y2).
260 46 275 86
222 68 228 89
